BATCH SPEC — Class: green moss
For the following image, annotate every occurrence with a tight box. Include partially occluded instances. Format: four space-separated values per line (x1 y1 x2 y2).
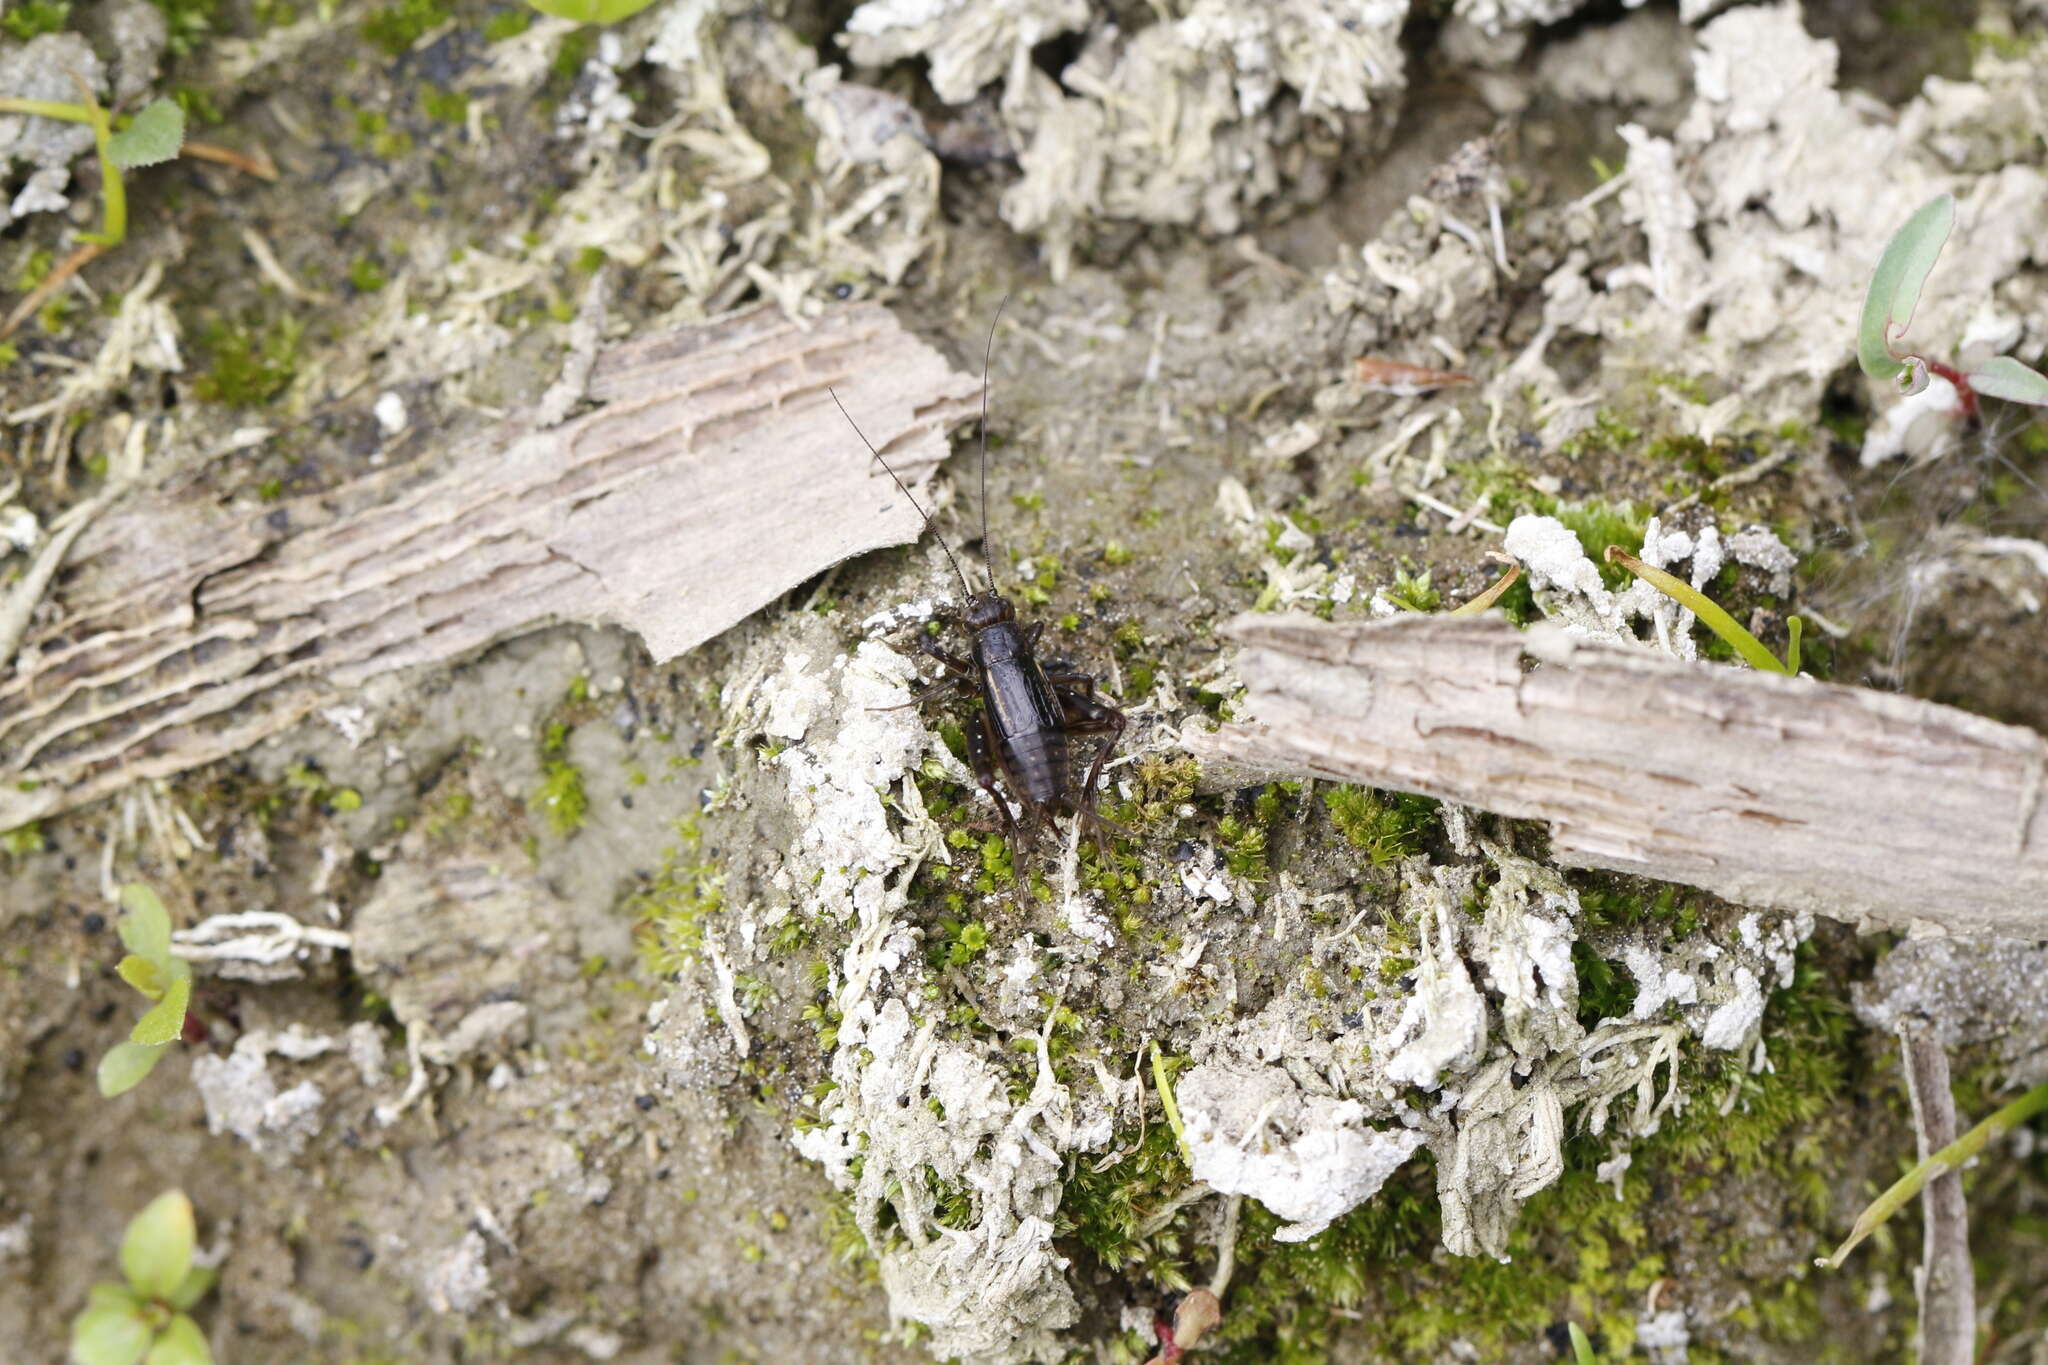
1217 814 1269 883
629 818 725 976
0 0 70 40
194 315 303 409
1056 1119 1194 1290
420 85 469 123
1551 501 1646 591
929 918 990 970
347 255 388 293
1324 786 1437 865
1559 407 1644 458
550 28 594 84
1383 564 1440 613
1 822 45 858
533 760 587 835
362 0 452 55
147 0 219 57
481 6 531 39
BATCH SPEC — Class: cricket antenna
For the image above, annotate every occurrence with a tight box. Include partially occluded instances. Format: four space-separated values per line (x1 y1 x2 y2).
979 295 1009 593
831 386 973 599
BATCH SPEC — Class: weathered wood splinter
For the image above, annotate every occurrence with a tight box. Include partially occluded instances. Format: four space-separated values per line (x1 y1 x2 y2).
1187 612 2048 935
0 303 980 830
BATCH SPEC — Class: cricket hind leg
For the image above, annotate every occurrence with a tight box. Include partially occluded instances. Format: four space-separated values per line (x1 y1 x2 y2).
1051 681 1129 856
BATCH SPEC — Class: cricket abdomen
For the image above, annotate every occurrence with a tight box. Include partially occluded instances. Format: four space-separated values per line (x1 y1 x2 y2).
1000 726 1071 807
975 621 1069 808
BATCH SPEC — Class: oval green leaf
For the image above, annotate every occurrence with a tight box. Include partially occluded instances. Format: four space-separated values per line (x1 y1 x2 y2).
116 954 165 1000
70 1301 152 1365
1966 354 2048 406
129 970 191 1047
144 1313 213 1365
120 1191 195 1300
167 1264 216 1312
107 99 186 171
520 0 661 23
97 1041 168 1097
116 886 172 966
1857 192 1953 383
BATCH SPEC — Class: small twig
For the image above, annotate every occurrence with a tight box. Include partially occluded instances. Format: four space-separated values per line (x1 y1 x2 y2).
183 140 278 180
1900 1029 1975 1365
0 241 106 341
1208 1194 1242 1298
240 226 334 304
1395 483 1506 535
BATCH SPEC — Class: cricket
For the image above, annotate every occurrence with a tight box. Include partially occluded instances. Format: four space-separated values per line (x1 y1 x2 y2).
831 303 1126 856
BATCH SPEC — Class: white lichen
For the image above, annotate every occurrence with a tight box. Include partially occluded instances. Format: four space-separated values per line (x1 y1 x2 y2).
1178 1062 1427 1242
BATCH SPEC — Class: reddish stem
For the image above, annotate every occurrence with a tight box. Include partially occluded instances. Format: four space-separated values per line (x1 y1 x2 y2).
1922 359 1980 423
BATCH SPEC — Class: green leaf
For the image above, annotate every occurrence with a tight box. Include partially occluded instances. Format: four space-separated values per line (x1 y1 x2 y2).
520 0 661 23
1857 192 1953 385
120 1191 195 1300
167 1264 216 1312
116 954 165 1000
1966 354 2048 406
71 1299 151 1365
144 1313 213 1365
1568 1321 1597 1365
96 1041 168 1097
129 969 191 1047
107 99 185 171
86 1283 143 1313
116 886 172 966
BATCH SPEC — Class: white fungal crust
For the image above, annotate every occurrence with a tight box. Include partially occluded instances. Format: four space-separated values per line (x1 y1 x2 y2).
1163 830 1813 1261
850 0 1409 278
1508 2 2048 441
1178 1061 1427 1243
715 616 1115 1363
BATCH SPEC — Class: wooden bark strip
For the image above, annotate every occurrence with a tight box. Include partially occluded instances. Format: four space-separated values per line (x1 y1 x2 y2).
1186 612 2048 934
0 303 980 830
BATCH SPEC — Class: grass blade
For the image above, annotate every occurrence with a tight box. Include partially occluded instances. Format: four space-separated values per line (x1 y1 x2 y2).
1818 1078 2048 1270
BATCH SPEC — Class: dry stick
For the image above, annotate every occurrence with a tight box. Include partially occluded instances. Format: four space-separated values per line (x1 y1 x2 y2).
1186 613 2048 932
1899 1029 1975 1365
0 240 106 340
182 140 278 180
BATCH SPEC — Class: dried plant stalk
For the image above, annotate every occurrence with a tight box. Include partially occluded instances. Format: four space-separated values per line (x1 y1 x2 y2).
0 303 979 830
1187 612 2048 933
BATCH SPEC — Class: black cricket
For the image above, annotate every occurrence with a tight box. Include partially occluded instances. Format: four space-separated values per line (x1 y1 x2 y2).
831 304 1127 854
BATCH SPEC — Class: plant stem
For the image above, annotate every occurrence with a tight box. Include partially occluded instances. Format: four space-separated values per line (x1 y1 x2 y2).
1819 1076 2048 1271
67 74 124 248
1603 546 1794 674
1922 358 1981 423
0 96 93 123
